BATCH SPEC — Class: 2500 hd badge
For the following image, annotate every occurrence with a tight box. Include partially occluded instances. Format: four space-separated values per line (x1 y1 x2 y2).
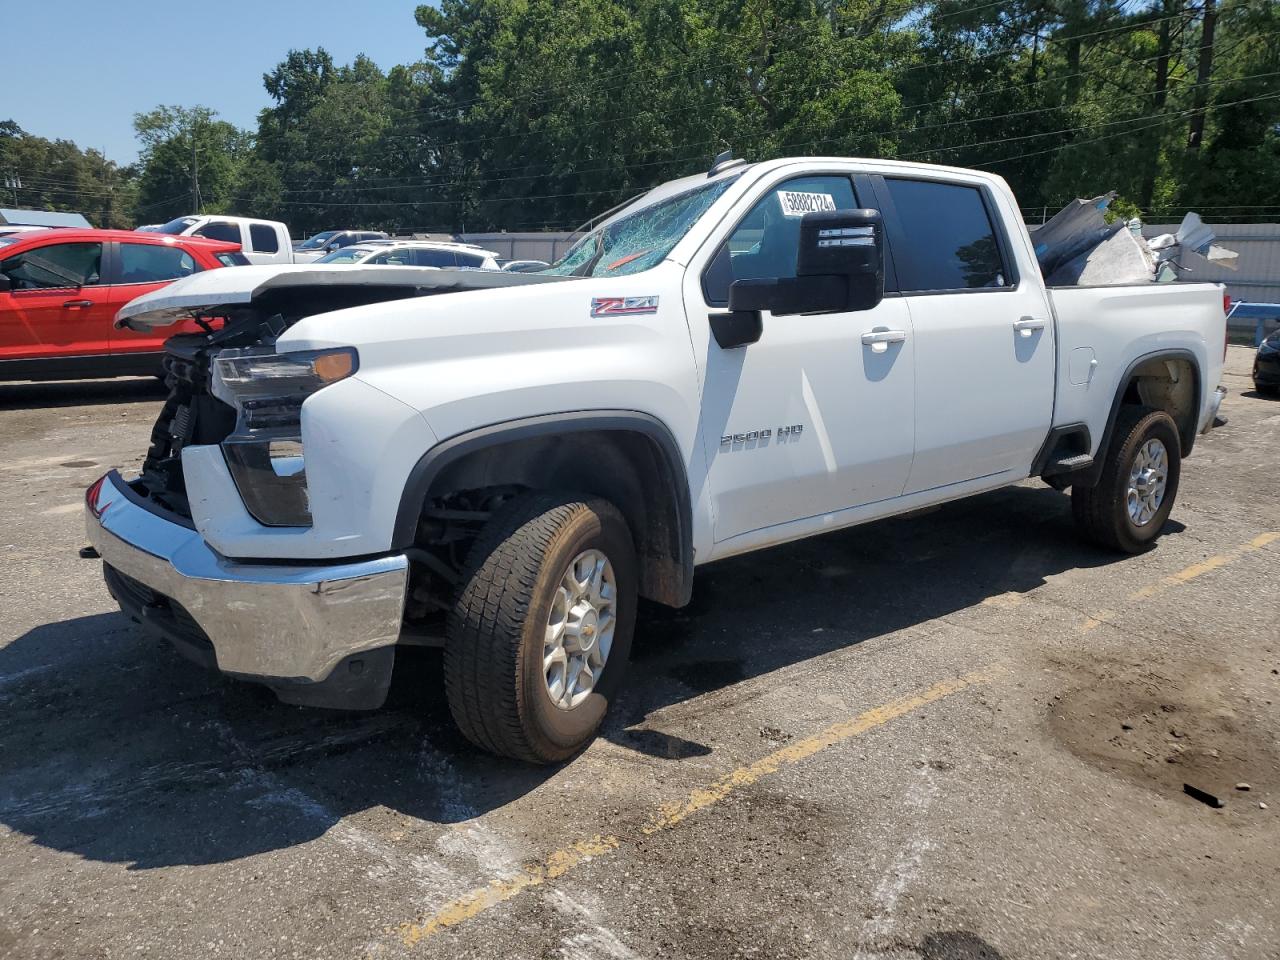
720 424 804 447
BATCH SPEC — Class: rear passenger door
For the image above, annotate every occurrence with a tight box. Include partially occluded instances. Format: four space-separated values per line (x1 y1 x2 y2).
871 175 1054 494
105 241 209 356
248 223 281 262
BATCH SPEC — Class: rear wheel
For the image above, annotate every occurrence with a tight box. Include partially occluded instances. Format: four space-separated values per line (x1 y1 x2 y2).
444 492 637 763
1071 406 1181 553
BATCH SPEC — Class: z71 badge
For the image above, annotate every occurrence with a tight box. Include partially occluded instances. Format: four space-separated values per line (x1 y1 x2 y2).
591 296 659 318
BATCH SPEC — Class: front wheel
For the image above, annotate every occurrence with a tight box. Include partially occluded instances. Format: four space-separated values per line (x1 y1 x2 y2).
445 492 637 763
1071 406 1181 553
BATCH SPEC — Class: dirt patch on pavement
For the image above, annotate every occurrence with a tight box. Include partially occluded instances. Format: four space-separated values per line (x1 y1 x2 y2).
1047 658 1277 819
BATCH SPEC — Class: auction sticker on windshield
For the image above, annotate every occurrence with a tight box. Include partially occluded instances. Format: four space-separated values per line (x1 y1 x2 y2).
591 296 659 317
779 191 837 218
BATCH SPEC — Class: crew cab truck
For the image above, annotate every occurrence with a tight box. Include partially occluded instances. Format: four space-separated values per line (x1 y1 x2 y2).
155 215 295 266
86 156 1227 763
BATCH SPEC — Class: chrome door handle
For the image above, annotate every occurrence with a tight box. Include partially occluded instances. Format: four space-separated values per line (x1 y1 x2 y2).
63 299 94 308
1014 316 1046 337
861 329 907 353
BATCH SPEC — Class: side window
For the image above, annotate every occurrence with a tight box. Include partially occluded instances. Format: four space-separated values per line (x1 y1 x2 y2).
249 223 279 254
882 179 1006 291
702 175 857 306
371 250 413 265
334 233 358 249
413 249 458 267
194 221 241 244
1 242 103 289
456 252 485 268
119 243 198 283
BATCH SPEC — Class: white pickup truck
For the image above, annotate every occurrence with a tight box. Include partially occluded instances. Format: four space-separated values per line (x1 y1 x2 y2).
88 156 1227 763
155 215 297 266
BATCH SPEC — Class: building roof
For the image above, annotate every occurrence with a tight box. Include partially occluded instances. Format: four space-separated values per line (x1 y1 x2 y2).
0 208 93 228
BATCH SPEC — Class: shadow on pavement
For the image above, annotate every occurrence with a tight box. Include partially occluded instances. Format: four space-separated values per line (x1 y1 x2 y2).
0 483 1156 868
0 377 166 411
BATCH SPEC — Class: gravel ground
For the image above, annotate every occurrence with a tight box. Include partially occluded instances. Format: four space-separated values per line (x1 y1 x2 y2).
1 346 1277 960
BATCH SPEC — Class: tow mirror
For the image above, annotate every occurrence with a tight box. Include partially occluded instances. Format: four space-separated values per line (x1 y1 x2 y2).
728 209 885 318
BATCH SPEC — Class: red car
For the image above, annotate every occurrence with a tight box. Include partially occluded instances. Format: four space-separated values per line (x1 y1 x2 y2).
0 228 246 381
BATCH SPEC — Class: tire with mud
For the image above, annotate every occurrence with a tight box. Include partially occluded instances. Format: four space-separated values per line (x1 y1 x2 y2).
1071 406 1181 553
445 491 637 763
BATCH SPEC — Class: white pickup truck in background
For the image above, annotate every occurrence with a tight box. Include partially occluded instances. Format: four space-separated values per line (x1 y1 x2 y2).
153 215 297 266
90 155 1227 763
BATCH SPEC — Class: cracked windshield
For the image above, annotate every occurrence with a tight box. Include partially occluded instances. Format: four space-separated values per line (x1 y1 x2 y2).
544 175 740 277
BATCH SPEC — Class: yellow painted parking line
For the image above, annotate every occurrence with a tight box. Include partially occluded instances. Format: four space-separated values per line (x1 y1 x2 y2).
396 669 995 948
1130 531 1277 601
1084 531 1278 626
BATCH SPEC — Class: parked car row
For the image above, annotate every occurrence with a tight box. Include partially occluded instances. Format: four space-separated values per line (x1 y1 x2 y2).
315 239 501 269
0 229 243 380
0 207 554 381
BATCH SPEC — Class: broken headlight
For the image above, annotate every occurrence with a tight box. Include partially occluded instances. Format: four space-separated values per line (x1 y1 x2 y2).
211 346 358 526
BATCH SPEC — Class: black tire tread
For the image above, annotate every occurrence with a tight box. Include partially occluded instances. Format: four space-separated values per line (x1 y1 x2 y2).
444 492 616 763
1072 405 1179 553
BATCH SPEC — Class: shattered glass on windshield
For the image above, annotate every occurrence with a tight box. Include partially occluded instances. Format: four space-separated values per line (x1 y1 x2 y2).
545 176 740 278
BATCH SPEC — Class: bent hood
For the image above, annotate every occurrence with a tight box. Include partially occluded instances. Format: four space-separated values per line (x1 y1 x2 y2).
115 263 572 329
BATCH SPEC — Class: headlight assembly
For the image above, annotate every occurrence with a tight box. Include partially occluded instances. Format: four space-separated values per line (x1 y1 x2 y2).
211 346 358 526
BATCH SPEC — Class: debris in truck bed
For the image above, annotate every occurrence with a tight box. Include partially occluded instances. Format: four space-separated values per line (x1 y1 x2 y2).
1034 194 1237 286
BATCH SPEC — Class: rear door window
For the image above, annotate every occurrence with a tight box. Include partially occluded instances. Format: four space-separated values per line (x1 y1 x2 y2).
248 223 279 253
1 242 103 289
118 243 199 284
412 249 459 267
194 220 242 244
881 179 1007 291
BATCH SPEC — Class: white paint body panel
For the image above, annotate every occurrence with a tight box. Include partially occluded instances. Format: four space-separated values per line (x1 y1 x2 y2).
157 157 1226 570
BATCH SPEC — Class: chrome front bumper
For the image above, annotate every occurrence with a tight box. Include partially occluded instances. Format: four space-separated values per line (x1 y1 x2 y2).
86 471 408 705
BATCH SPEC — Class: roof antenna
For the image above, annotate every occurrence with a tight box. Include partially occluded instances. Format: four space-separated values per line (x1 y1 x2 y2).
708 149 747 178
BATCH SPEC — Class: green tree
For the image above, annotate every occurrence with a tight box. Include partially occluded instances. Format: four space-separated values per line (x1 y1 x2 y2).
247 50 398 235
0 120 137 228
132 105 249 224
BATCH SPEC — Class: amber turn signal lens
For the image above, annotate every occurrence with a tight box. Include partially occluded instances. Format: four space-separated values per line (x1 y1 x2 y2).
313 351 356 383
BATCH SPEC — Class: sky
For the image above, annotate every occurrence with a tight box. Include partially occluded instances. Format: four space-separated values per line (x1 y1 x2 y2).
4 0 433 165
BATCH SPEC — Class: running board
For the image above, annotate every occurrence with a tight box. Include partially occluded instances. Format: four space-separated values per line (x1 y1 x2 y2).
1048 453 1094 473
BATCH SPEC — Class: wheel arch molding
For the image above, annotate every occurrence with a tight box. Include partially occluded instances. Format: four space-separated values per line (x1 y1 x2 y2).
392 410 694 608
1077 347 1203 488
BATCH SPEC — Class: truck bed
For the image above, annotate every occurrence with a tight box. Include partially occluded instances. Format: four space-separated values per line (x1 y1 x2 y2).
1046 281 1227 456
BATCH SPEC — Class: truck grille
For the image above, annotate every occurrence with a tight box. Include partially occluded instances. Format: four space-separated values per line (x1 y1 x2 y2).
136 337 237 519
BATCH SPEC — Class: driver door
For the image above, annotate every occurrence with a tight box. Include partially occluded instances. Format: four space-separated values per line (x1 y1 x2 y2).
688 173 916 544
0 240 109 363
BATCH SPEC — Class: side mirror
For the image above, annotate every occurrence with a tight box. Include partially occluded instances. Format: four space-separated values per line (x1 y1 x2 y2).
729 209 884 318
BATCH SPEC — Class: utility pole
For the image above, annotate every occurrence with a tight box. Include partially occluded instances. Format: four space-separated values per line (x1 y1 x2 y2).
1186 0 1217 152
3 172 19 206
191 121 201 212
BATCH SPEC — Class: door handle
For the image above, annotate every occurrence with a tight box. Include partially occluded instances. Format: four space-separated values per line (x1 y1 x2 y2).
63 299 94 309
861 328 907 354
1014 316 1046 337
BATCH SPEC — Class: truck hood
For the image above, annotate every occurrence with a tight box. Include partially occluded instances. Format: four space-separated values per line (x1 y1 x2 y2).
115 263 572 329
